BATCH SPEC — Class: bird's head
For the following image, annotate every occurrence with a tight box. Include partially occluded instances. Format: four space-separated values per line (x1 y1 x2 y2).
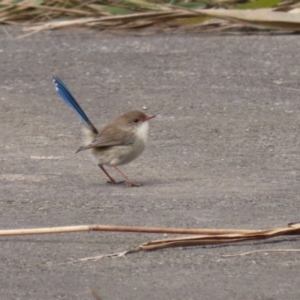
116 110 155 141
117 110 155 127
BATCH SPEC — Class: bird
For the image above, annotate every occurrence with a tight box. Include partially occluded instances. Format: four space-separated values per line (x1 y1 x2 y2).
52 76 155 187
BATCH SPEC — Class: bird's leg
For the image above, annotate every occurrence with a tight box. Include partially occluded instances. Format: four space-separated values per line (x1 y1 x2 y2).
98 164 117 184
112 166 142 187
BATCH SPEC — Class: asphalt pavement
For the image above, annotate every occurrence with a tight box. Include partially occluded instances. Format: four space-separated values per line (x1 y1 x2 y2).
1 27 300 300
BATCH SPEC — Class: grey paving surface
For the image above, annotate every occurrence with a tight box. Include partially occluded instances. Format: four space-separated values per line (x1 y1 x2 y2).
1 27 300 299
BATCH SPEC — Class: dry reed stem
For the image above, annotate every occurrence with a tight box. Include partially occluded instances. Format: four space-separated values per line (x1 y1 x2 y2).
137 223 300 251
0 224 255 236
1 223 300 258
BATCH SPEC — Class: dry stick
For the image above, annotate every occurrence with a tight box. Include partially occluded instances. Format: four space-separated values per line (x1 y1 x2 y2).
77 224 300 261
0 223 300 238
2 224 300 258
0 224 256 237
137 224 300 251
1 222 292 262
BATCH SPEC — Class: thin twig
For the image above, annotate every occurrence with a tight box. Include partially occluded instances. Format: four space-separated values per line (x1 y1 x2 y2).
219 249 300 257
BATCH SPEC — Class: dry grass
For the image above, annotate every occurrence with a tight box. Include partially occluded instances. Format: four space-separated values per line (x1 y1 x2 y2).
0 0 300 34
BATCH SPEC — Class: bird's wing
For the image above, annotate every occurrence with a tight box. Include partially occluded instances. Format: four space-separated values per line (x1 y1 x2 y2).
92 126 135 147
76 125 135 153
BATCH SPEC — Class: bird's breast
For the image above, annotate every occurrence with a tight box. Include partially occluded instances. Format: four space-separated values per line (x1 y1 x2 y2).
115 136 146 165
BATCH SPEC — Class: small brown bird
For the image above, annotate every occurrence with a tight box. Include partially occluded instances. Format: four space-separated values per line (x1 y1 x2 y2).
53 76 155 187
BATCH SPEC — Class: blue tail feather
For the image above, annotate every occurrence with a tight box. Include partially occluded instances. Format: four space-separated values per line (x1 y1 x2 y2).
53 76 98 134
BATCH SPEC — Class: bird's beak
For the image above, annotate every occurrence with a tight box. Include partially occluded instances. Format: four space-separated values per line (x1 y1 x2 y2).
145 114 155 121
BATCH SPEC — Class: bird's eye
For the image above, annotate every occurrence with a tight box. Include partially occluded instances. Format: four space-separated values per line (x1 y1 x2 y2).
133 119 139 123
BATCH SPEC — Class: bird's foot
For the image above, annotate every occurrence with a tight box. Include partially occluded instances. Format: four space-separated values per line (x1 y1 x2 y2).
124 181 143 187
106 180 142 187
106 180 125 185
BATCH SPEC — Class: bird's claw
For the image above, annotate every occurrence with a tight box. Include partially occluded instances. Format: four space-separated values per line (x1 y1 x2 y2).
124 181 142 187
106 180 142 187
106 180 125 185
